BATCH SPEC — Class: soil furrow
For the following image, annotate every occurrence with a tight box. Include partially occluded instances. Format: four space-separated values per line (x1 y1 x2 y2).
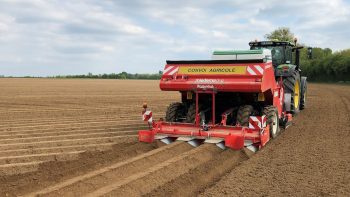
0 151 84 166
200 84 350 196
0 124 145 134
24 142 192 197
0 129 140 140
0 143 116 157
0 79 347 197
0 120 144 130
0 161 45 176
0 114 164 124
0 107 165 115
85 144 222 197
145 148 249 197
0 135 136 151
0 131 137 144
0 141 160 196
0 115 162 127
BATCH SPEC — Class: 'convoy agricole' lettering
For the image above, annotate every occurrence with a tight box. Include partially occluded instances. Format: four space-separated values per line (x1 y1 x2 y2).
188 68 206 72
187 67 236 73
209 68 236 72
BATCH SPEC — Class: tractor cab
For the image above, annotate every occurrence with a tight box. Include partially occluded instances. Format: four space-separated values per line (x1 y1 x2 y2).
249 41 295 67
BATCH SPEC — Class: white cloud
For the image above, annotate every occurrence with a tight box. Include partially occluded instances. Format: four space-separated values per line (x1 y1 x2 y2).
0 0 349 76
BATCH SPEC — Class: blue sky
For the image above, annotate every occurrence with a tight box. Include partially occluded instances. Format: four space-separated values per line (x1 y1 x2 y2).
0 0 349 76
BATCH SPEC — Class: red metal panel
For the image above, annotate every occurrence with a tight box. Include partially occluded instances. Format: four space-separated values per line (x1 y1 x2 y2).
260 125 270 147
225 135 245 150
160 62 277 93
139 130 155 143
138 121 269 150
140 60 286 150
273 81 284 117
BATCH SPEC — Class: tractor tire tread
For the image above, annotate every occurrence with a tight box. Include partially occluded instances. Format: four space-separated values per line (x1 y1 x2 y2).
186 103 198 123
300 77 307 110
263 105 280 138
165 102 184 122
283 70 301 114
236 105 254 127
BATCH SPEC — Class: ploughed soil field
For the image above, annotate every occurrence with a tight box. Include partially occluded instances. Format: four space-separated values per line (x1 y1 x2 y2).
0 78 349 197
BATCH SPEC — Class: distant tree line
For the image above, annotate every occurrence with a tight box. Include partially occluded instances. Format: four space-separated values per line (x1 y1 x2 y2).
0 72 162 80
266 27 350 82
299 48 350 82
294 45 350 82
52 71 163 80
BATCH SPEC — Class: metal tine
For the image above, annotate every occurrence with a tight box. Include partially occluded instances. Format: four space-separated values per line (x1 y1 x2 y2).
160 137 175 145
245 145 258 152
187 139 203 147
216 141 226 150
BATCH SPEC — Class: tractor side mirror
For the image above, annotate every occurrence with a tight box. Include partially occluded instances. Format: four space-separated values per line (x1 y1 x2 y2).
307 47 313 59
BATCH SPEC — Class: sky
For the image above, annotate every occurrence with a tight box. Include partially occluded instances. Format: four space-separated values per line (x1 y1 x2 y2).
0 0 349 76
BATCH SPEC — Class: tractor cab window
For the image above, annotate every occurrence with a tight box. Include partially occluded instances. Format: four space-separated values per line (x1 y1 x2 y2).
250 45 285 66
271 48 283 65
285 46 292 64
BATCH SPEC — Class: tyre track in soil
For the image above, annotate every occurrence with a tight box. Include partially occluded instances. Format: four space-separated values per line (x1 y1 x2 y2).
0 115 143 124
0 116 143 174
0 78 174 188
0 135 136 151
0 135 137 175
22 142 249 197
0 143 117 157
3 80 347 197
201 84 350 196
0 120 145 131
0 117 164 132
0 121 139 129
0 127 140 140
0 116 144 126
0 131 139 144
0 115 165 126
0 107 165 115
0 141 160 196
0 124 146 135
0 112 162 121
0 110 149 176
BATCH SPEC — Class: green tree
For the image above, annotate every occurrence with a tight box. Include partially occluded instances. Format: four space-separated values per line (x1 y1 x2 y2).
265 27 294 42
118 71 127 79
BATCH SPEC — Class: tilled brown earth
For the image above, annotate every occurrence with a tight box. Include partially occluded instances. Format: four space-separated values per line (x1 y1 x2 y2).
0 79 176 196
202 84 350 196
0 79 349 196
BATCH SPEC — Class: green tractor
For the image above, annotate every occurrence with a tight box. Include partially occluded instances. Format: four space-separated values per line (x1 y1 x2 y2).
249 40 311 114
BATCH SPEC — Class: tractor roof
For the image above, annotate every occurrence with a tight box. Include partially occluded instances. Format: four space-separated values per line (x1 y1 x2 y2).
213 49 264 55
212 49 272 63
249 41 295 47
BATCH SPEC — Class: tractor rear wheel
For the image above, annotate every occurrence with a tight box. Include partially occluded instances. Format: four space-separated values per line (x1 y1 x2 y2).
263 106 280 138
185 103 199 123
165 102 186 122
236 105 254 127
283 70 301 114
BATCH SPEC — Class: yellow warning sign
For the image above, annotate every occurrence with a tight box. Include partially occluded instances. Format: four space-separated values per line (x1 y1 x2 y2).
177 66 246 75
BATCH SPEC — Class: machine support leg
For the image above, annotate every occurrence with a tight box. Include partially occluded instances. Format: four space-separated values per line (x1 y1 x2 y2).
212 92 215 125
195 92 199 126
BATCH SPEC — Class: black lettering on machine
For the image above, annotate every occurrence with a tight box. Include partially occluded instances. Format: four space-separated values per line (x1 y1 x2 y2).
188 68 206 73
